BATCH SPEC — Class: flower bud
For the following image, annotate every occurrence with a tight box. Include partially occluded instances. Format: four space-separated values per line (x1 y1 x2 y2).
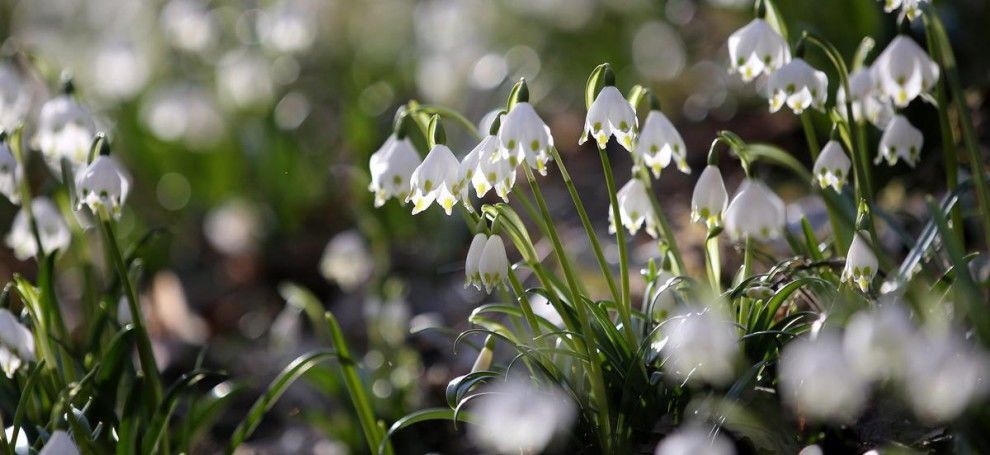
478 234 509 294
724 179 785 241
580 86 637 152
690 165 728 229
471 335 496 373
767 58 828 114
727 18 790 82
813 140 851 192
408 144 459 215
842 232 878 292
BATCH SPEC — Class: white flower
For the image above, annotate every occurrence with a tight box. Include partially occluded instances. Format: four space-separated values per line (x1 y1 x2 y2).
319 230 374 291
470 377 576 454
880 0 929 21
498 102 554 175
257 0 318 54
464 233 488 290
0 309 35 377
216 49 275 110
903 333 989 422
691 165 728 229
779 332 868 422
877 114 923 167
724 179 786 241
658 310 738 386
609 179 657 238
408 144 460 215
767 58 828 114
0 63 33 132
6 198 71 260
636 110 690 177
654 425 735 455
471 135 517 201
454 143 482 210
75 155 131 219
650 271 679 320
581 86 637 152
478 234 509 294
161 0 217 53
0 141 23 204
727 18 790 82
843 305 915 381
4 426 28 455
837 68 894 128
34 95 97 172
39 430 79 455
812 140 851 192
871 35 939 108
368 135 421 207
842 232 878 291
799 445 823 455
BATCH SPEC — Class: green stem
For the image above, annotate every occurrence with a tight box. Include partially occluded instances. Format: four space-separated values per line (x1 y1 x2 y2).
705 233 721 292
635 167 687 274
507 269 543 340
799 113 820 161
596 150 637 345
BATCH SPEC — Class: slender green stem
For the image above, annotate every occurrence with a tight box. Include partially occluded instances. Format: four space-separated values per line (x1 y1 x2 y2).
799 113 820 161
507 269 543 340
597 150 632 329
705 233 721 292
635 167 687 274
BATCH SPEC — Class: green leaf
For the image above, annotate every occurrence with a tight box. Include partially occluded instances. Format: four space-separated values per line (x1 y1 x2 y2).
143 369 226 454
446 371 500 408
378 408 474 455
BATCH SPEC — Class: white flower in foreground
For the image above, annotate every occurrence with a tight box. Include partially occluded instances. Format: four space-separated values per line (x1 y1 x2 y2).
724 179 785 241
727 18 790 82
470 377 576 454
498 102 554 175
798 445 823 455
34 95 97 172
0 141 23 204
650 271 679 320
581 86 637 152
609 179 657 238
464 233 488 290
877 115 923 167
655 425 735 455
408 144 459 215
368 135 420 207
842 232 878 292
872 35 939 108
39 430 79 455
471 136 517 201
320 230 374 291
880 0 928 21
0 309 35 377
837 68 893 128
767 58 828 114
904 333 989 422
6 198 71 260
844 305 915 381
691 165 728 229
780 332 868 422
76 155 131 219
658 310 738 386
0 63 33 132
636 110 690 177
813 140 851 192
478 235 509 293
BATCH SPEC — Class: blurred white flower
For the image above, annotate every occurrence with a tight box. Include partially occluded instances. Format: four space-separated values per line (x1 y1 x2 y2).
320 230 374 291
837 68 893 128
478 235 509 294
904 332 989 423
779 332 868 422
636 110 689 177
408 144 459 215
364 296 411 346
216 50 275 110
880 0 929 21
464 233 487 290
203 200 262 256
257 0 318 54
727 18 790 82
767 58 828 114
160 0 217 53
470 135 517 201
530 293 564 328
471 337 495 373
39 430 79 455
368 134 420 207
3 426 28 455
91 40 150 100
0 309 35 377
654 425 735 455
75 155 131 219
498 102 554 176
877 114 923 167
34 94 97 173
6 198 71 260
691 165 728 229
141 84 225 148
842 232 878 292
659 310 738 386
581 85 637 151
798 444 823 455
470 377 576 454
609 179 657 238
0 141 23 204
844 304 914 381
0 63 33 132
724 179 785 241
812 140 851 192
872 35 939 108
650 271 679 320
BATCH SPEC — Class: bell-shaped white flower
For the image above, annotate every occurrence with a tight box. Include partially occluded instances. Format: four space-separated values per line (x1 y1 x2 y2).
690 165 728 229
464 233 488 290
779 332 868 422
76 155 131 219
872 35 939 108
658 310 738 386
767 58 828 114
636 110 689 177
5 198 71 260
724 179 786 241
408 144 459 215
842 232 878 292
880 0 928 21
498 102 554 175
469 377 575 454
0 142 23 205
609 179 657 238
0 309 35 377
368 135 421 207
471 135 518 202
0 63 33 132
39 430 80 455
727 18 790 82
655 425 735 455
581 86 637 152
877 114 923 167
478 234 509 293
812 140 851 192
34 95 97 173
837 68 894 128
454 144 482 210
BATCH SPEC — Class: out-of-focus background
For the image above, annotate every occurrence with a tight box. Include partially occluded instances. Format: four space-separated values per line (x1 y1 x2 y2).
0 0 987 452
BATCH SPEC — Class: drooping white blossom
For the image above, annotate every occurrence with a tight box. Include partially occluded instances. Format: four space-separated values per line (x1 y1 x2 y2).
5 198 71 260
837 68 894 128
880 0 929 22
657 310 738 386
0 309 35 377
464 233 488 290
581 86 637 152
654 425 736 455
368 135 421 207
779 332 869 422
813 140 851 192
498 102 554 175
843 304 915 381
470 377 576 454
903 332 989 422
610 179 657 237
0 63 33 132
871 35 939 108
470 135 517 201
0 141 23 204
767 58 828 114
39 430 79 455
636 110 690 177
724 179 786 241
691 165 728 229
408 144 460 215
877 114 923 167
34 95 97 173
727 18 790 82
478 235 509 293
842 232 879 292
75 155 131 219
